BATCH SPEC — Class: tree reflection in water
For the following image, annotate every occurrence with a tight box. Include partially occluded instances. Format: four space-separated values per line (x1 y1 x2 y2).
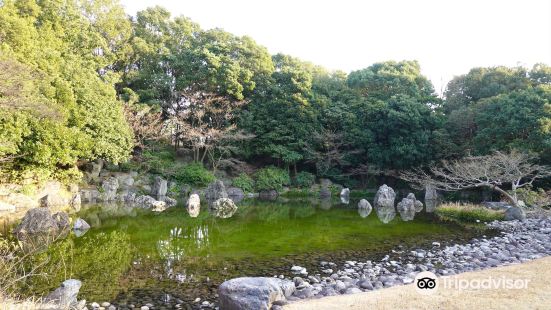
156 223 211 282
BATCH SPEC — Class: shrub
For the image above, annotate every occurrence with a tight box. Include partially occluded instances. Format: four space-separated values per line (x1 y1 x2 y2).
435 203 505 223
173 163 215 187
254 166 290 192
141 149 176 175
233 173 254 193
293 171 315 188
514 187 550 207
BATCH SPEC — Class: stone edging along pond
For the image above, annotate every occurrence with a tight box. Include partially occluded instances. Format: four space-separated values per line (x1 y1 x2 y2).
218 216 551 310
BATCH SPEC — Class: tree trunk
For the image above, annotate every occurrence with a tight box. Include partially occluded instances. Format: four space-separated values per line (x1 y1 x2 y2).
483 184 518 206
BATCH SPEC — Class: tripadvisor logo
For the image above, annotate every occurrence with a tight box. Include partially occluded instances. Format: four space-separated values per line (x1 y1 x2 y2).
415 271 438 295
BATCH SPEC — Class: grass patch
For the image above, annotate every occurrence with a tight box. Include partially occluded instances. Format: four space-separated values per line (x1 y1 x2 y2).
281 188 315 197
436 202 505 223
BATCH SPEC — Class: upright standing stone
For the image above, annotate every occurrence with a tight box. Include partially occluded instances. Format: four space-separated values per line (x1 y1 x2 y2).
358 199 373 218
101 177 119 201
205 180 228 202
187 194 201 218
424 184 440 213
373 185 396 209
151 176 168 197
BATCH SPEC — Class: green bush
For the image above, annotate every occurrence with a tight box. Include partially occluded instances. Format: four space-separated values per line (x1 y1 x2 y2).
435 203 505 223
514 187 550 207
254 166 290 192
173 163 215 187
141 149 176 175
293 171 315 188
233 173 254 192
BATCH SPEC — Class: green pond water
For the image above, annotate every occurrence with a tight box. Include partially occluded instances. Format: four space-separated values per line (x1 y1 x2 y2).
21 198 486 307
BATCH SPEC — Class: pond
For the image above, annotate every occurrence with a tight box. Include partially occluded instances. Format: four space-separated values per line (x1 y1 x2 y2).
22 198 487 308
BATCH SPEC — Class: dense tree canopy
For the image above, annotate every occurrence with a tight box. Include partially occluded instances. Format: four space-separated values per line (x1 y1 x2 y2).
0 0 549 185
0 0 133 181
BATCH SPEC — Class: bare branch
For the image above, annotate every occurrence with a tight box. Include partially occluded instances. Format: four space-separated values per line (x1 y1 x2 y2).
400 150 551 206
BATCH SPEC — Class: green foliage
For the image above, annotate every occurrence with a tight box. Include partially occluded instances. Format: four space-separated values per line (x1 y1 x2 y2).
435 203 505 223
141 149 176 175
232 173 254 193
281 188 313 197
254 166 290 192
0 0 133 184
173 163 215 187
473 87 551 156
444 64 551 160
293 171 315 188
515 187 550 207
347 60 437 103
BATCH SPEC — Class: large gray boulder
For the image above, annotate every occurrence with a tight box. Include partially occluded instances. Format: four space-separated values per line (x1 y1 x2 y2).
227 187 245 203
357 199 372 218
406 193 424 212
133 195 165 210
424 185 440 213
424 184 439 201
187 194 201 217
44 279 82 309
205 180 228 202
505 206 526 221
84 159 104 183
80 188 100 203
13 208 66 240
397 196 416 221
151 176 168 197
163 196 178 208
373 185 396 210
101 177 119 201
319 179 332 198
211 198 238 218
219 277 295 310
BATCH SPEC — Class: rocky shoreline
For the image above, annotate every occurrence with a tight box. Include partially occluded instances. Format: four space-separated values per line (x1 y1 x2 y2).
214 215 551 310
275 216 551 307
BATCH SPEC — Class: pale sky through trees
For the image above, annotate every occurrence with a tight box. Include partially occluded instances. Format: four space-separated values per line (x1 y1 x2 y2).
121 0 551 94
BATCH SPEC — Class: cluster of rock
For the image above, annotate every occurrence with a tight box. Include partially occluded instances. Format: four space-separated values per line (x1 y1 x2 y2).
360 184 424 223
13 208 70 242
0 181 81 217
12 207 92 242
219 217 551 308
80 173 177 212
185 180 240 218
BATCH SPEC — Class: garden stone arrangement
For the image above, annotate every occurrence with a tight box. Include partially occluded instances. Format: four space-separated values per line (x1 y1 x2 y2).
219 216 551 310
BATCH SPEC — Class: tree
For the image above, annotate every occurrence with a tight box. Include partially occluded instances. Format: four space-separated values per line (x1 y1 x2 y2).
400 150 551 206
0 0 133 182
348 94 442 170
347 60 438 104
169 91 251 170
241 54 320 170
473 87 551 158
122 101 165 150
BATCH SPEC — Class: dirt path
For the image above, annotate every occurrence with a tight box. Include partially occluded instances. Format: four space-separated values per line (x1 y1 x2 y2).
285 256 551 310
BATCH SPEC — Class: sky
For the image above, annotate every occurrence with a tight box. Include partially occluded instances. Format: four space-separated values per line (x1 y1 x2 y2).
120 0 551 93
